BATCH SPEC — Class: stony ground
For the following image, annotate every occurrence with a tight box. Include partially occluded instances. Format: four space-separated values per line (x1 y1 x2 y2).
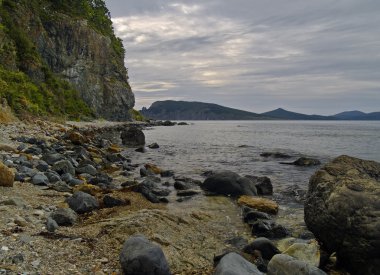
0 120 252 274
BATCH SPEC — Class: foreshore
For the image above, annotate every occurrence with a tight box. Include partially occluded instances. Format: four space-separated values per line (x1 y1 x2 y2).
0 120 378 274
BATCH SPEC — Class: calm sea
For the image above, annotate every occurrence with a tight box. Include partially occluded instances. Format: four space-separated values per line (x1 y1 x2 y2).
129 120 380 235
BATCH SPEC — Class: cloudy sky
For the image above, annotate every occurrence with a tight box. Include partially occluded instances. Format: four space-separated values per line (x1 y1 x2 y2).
105 0 380 114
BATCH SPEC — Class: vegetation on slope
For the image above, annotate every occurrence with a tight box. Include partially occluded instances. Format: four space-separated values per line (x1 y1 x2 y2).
0 0 125 119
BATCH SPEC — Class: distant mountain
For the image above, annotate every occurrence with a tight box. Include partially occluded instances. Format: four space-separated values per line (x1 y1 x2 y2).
140 101 267 120
333 111 380 120
262 108 334 120
141 100 380 121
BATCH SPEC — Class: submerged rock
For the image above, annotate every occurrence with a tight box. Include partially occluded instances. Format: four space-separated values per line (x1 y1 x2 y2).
281 157 321 167
267 254 326 275
201 171 257 197
251 220 289 239
214 252 263 275
120 235 170 275
260 152 292 159
245 175 273 195
304 155 380 274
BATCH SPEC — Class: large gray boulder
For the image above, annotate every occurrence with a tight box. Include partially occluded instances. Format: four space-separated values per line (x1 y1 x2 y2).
304 155 380 275
120 235 170 275
202 171 257 197
50 208 78 226
121 127 145 146
67 191 99 214
267 254 326 275
214 252 263 275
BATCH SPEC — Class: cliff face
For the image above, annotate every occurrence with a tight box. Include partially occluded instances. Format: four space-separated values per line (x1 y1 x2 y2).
0 0 134 120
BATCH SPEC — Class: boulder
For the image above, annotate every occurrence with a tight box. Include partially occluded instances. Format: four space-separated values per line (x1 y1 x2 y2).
148 142 160 149
245 175 273 195
242 207 271 224
120 235 170 275
251 220 289 239
238 196 279 215
0 161 15 187
214 252 263 275
304 155 380 274
52 160 75 176
201 171 257 197
76 164 97 176
243 237 280 260
260 152 292 159
267 254 326 275
46 217 59 233
121 127 145 146
50 208 78 226
67 191 99 214
283 241 320 267
42 153 65 165
32 173 49 186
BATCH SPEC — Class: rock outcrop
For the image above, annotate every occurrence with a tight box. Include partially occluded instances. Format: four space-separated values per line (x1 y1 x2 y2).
201 171 258 197
119 235 171 275
304 155 380 275
0 0 134 120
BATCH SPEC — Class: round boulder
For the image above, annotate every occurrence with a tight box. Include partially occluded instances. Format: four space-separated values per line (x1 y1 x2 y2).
304 155 380 274
67 191 99 214
201 171 257 197
120 235 170 275
214 252 263 275
121 127 145 146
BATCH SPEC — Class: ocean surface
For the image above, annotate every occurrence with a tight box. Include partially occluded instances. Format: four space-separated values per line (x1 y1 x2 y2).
130 120 380 235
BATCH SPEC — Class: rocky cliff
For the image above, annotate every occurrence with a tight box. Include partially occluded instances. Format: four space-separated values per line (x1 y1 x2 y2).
0 0 134 120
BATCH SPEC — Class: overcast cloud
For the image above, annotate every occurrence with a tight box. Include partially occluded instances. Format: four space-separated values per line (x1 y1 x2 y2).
105 0 380 114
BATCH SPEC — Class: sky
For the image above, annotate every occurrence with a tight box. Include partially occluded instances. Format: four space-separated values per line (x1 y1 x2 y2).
105 0 380 115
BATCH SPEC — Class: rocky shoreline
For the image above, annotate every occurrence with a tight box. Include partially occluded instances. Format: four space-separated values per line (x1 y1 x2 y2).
0 120 378 274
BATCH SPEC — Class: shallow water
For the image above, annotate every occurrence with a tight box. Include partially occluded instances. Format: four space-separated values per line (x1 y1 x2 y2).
129 120 380 238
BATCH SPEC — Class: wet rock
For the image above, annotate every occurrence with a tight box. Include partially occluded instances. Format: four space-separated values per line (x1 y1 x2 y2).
251 220 290 239
260 152 292 159
178 122 188 125
304 155 380 274
42 153 65 165
67 191 99 214
0 161 15 187
214 252 263 275
76 164 97 176
281 157 321 166
120 235 171 275
243 237 280 260
201 171 258 197
148 142 160 149
176 190 201 196
242 208 271 224
238 196 279 215
283 241 320 267
106 153 126 163
103 195 129 208
32 173 49 186
245 175 273 195
121 127 145 146
50 208 78 226
133 179 161 203
174 181 192 190
135 147 147 153
46 217 59 233
267 254 327 275
52 160 75 176
145 163 162 174
160 170 174 177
